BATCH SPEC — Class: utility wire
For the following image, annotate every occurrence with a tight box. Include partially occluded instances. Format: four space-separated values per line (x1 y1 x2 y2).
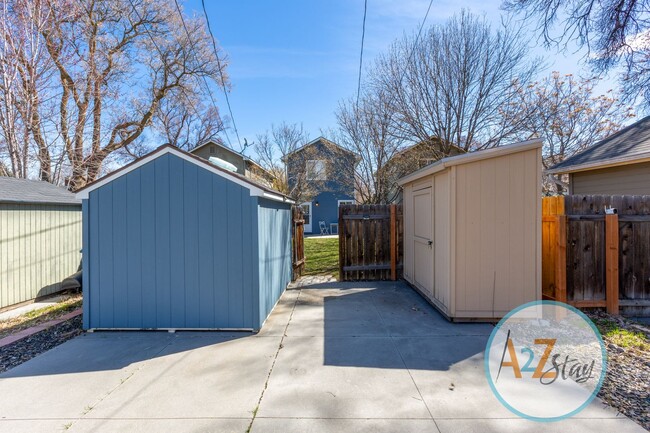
172 0 233 148
356 0 368 110
125 0 231 147
201 0 243 150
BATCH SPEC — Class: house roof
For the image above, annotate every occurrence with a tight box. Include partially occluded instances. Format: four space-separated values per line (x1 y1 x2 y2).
75 144 294 204
390 138 465 160
0 177 80 205
284 136 359 159
190 139 273 177
398 139 543 185
547 115 650 174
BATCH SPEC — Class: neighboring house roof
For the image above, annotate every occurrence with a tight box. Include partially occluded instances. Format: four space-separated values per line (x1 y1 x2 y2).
76 144 294 204
547 116 650 174
190 139 273 177
284 136 359 160
398 139 543 185
388 139 465 162
0 177 80 205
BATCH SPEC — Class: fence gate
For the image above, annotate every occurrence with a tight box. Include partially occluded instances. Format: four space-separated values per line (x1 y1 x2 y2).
338 204 403 281
292 206 305 281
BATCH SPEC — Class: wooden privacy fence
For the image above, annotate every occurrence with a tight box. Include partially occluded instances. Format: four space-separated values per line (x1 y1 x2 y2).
543 195 650 316
291 206 305 281
338 204 403 281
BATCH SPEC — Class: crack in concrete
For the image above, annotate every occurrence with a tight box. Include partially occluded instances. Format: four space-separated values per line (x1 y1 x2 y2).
246 290 301 433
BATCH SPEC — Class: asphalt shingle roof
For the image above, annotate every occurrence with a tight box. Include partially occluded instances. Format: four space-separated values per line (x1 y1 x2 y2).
0 177 80 205
548 115 650 173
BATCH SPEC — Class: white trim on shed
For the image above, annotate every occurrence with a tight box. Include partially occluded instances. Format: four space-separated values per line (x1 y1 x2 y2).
76 146 294 204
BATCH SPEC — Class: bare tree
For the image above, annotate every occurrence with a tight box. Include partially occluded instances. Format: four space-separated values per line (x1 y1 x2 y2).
0 0 229 189
371 10 540 153
335 90 406 204
503 0 650 108
255 122 323 202
153 88 225 151
0 0 55 180
504 72 635 193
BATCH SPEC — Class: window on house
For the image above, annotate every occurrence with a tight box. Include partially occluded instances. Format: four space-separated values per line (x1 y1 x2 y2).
338 200 354 207
210 146 216 154
306 160 327 180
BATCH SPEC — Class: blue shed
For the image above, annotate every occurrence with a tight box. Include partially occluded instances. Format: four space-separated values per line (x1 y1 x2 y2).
76 145 294 331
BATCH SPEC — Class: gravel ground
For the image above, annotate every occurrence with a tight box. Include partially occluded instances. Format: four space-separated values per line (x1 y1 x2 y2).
0 315 83 374
587 312 650 431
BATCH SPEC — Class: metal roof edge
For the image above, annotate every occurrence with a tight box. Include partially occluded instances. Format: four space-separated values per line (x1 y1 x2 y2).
545 152 650 174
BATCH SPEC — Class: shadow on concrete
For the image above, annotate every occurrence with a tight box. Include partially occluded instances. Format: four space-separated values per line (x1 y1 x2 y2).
0 331 252 378
319 281 493 370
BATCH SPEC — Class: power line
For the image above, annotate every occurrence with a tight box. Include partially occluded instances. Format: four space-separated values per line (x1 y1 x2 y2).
172 0 233 148
356 0 368 110
200 0 243 150
125 0 231 147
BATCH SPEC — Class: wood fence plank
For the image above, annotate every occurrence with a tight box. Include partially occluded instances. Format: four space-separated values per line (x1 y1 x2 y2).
555 215 567 304
606 214 620 314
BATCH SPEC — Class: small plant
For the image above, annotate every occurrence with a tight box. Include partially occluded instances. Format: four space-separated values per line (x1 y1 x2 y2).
592 317 649 351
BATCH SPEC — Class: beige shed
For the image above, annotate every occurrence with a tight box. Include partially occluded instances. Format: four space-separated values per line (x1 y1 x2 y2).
398 139 542 321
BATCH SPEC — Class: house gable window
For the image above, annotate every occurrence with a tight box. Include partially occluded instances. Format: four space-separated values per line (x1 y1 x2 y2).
306 160 327 180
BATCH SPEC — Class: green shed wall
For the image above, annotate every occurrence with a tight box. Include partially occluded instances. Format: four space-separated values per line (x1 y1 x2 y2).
0 203 81 309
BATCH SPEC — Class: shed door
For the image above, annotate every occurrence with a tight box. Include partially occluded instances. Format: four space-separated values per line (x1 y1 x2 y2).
412 187 434 297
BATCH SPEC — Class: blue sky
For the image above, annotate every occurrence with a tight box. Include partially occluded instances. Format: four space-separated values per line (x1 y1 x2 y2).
188 0 619 155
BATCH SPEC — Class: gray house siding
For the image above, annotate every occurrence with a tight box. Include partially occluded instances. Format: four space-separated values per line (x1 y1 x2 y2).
569 161 650 195
83 153 274 330
286 138 357 234
192 143 246 174
257 198 292 326
1 203 81 309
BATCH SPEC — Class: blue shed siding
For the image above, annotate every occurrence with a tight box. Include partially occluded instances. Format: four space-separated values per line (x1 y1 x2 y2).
256 198 292 326
84 153 261 329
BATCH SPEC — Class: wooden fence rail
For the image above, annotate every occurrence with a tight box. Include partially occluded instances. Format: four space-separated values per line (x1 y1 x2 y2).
338 204 403 281
543 195 650 316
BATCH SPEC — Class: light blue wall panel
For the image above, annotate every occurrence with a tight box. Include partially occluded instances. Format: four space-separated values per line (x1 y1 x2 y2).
85 153 260 329
257 198 292 327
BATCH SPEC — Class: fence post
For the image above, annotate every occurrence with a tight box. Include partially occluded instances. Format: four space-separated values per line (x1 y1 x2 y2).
339 205 344 281
555 214 567 304
605 214 620 315
390 204 397 281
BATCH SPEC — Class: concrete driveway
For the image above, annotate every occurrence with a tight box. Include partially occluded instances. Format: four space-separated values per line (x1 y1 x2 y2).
0 282 645 433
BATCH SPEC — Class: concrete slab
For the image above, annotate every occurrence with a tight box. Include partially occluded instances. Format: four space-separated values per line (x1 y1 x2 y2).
435 418 646 433
87 334 280 419
67 418 250 433
0 281 645 433
0 420 71 433
0 332 173 419
250 418 440 433
257 335 431 419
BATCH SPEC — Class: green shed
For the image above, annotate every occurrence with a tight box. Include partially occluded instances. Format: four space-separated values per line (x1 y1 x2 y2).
0 177 81 309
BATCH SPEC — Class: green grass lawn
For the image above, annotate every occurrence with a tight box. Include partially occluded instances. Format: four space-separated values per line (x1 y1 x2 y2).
304 237 339 278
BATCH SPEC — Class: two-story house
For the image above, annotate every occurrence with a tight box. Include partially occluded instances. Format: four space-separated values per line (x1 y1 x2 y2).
190 139 275 187
285 137 359 234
